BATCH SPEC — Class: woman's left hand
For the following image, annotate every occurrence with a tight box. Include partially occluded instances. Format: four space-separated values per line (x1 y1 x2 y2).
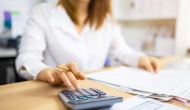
138 56 160 73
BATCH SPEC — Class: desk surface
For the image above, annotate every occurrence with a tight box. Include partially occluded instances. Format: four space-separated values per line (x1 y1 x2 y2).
0 58 189 110
0 69 190 110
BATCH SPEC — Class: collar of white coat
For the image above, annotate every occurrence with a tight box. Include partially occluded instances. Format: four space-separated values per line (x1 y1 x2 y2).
51 5 95 40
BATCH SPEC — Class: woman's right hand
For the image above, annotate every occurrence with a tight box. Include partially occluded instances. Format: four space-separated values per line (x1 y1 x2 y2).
37 62 86 89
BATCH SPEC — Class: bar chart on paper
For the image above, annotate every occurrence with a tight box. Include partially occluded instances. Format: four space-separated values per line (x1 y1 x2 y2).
129 101 164 110
99 96 187 110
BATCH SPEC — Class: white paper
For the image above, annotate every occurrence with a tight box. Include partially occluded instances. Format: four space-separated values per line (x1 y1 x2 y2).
168 79 190 100
99 96 187 110
87 66 190 94
147 94 173 101
97 81 172 101
97 81 153 96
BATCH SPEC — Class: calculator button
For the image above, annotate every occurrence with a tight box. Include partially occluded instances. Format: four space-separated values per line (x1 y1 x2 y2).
69 98 77 102
91 93 98 96
66 95 74 98
89 92 98 96
63 92 70 95
78 91 91 96
99 92 106 95
72 92 80 94
69 98 76 100
83 94 91 97
86 96 92 98
89 91 98 94
84 88 93 91
82 93 90 95
84 89 98 95
65 94 71 96
78 96 85 99
61 90 68 93
99 95 106 98
78 99 86 101
65 93 72 96
71 91 83 96
75 94 83 97
78 98 86 101
78 89 86 92
93 89 104 93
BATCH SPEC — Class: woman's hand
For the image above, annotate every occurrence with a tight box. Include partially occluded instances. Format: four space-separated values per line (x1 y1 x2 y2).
138 56 160 73
37 62 86 89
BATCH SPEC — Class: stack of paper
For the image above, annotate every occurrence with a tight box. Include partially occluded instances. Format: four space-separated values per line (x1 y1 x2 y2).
86 66 190 105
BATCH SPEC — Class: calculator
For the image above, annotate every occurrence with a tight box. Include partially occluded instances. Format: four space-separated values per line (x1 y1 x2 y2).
58 88 123 110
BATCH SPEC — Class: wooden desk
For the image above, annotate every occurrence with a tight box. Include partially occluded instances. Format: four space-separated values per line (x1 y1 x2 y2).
0 69 190 110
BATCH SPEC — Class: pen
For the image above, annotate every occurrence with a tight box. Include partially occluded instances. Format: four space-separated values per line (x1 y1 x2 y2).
57 65 71 71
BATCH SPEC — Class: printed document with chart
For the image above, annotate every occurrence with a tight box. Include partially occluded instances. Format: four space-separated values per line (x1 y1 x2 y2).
99 96 187 110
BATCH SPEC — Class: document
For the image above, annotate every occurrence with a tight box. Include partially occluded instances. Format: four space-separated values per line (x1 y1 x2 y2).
168 79 190 101
97 81 172 101
97 81 153 96
99 96 187 110
87 66 190 95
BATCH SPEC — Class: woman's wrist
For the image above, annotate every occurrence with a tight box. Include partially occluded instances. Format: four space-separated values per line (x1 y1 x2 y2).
37 68 52 82
37 67 63 85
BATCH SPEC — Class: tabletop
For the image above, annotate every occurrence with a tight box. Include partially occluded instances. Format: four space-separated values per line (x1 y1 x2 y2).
0 76 189 109
0 57 189 110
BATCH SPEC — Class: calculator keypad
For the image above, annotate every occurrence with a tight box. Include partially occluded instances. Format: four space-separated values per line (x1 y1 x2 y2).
61 88 107 102
85 88 99 96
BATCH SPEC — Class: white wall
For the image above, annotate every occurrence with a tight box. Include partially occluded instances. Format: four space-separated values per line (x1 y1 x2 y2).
175 0 190 56
0 0 40 33
112 0 130 20
112 0 190 56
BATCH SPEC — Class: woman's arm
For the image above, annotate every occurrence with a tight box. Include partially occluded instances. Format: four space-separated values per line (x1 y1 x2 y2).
110 25 160 73
16 4 49 80
16 4 85 89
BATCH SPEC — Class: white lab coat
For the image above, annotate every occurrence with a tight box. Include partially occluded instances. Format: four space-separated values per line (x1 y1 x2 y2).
16 2 144 80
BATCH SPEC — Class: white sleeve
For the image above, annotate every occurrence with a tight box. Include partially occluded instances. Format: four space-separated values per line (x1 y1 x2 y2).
16 4 49 80
109 25 145 67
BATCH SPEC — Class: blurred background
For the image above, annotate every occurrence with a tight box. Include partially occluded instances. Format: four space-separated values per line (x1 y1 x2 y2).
0 0 190 85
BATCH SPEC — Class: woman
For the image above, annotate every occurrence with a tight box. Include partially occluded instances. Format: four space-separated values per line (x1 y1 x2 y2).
16 0 160 89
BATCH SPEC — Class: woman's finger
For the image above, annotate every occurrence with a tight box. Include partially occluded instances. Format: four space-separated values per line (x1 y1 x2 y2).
46 70 54 82
66 71 80 90
54 68 72 86
78 71 86 80
150 58 160 73
67 62 79 79
144 59 154 73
